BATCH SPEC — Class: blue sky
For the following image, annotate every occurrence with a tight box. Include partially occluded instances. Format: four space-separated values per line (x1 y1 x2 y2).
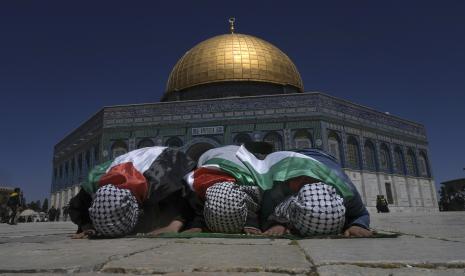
0 1 464 202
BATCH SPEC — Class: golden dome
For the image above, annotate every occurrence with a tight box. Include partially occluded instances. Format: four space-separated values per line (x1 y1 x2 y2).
165 33 304 95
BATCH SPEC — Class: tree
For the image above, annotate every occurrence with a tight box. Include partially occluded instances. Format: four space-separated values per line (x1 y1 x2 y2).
439 184 465 211
42 199 49 212
439 186 449 211
27 201 38 211
26 200 42 212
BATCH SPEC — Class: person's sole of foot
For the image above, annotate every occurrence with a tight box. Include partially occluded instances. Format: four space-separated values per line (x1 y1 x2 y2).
264 225 288 236
244 227 262 235
148 220 184 236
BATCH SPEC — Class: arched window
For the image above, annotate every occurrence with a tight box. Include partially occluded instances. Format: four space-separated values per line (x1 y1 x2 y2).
112 140 128 158
64 161 69 181
293 129 313 149
85 150 91 170
165 137 183 148
186 142 215 161
394 147 405 174
94 144 100 163
346 136 361 169
406 149 418 176
418 151 430 177
379 143 392 172
78 153 83 173
137 138 155 149
328 131 342 163
263 132 283 151
71 158 75 179
233 133 252 145
364 140 376 171
60 164 64 181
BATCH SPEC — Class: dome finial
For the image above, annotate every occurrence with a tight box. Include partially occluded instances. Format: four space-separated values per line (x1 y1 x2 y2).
229 17 235 34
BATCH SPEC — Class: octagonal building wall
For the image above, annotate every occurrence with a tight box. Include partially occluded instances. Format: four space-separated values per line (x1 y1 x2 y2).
51 92 437 214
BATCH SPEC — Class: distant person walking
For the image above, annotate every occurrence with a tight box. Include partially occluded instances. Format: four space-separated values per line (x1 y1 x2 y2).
55 208 61 221
63 205 69 221
376 195 390 213
7 188 21 225
0 204 9 223
48 206 57 222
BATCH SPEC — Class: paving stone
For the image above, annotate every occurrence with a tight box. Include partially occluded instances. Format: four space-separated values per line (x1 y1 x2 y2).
1 212 465 275
102 242 311 274
187 237 291 246
298 235 465 266
0 238 168 273
371 212 465 242
163 273 302 276
1 273 300 276
0 222 75 239
0 274 144 276
317 264 465 276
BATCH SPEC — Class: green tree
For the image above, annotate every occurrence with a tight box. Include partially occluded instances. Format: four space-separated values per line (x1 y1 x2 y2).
439 185 465 211
42 198 49 212
27 201 38 211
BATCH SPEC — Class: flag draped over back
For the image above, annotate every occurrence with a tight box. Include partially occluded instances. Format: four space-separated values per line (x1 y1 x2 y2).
197 145 256 187
81 146 196 204
82 160 114 195
236 146 353 199
187 145 353 200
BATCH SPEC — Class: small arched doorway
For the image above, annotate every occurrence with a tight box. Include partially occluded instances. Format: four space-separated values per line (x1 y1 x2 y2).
233 132 252 145
186 142 215 161
165 137 184 148
263 131 283 151
137 138 155 149
111 140 128 159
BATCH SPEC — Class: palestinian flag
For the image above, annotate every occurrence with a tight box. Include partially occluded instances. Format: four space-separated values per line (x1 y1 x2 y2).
185 145 353 200
236 145 354 199
185 145 258 197
184 167 236 199
81 146 196 204
197 145 256 186
185 145 257 198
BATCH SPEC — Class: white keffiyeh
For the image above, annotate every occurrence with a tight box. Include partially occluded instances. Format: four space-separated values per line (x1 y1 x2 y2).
89 185 139 237
204 182 261 233
274 183 346 235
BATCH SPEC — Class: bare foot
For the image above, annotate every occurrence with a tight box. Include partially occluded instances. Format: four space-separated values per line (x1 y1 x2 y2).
244 227 262 235
71 229 96 239
343 225 373 237
182 227 202 233
263 225 288 236
148 220 184 236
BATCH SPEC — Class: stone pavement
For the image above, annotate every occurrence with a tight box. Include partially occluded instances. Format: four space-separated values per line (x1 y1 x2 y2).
0 212 464 275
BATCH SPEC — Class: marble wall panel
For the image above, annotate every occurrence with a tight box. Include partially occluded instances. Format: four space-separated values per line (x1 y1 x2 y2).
420 179 434 207
407 178 422 207
394 176 410 207
362 172 380 207
345 170 365 204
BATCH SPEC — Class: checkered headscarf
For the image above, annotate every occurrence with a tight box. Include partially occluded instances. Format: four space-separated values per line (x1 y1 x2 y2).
274 183 345 236
89 184 140 237
204 182 261 233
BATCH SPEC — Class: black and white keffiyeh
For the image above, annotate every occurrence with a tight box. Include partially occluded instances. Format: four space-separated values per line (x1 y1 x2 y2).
274 183 345 236
204 182 261 233
89 184 139 237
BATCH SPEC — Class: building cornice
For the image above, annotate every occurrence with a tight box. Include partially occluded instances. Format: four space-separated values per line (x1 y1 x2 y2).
102 92 427 139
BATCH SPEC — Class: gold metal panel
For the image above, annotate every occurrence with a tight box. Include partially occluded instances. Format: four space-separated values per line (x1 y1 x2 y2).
165 33 303 94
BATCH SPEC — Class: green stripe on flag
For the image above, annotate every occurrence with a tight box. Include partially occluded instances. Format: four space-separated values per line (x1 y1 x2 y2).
241 156 354 199
81 160 114 194
203 158 256 187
